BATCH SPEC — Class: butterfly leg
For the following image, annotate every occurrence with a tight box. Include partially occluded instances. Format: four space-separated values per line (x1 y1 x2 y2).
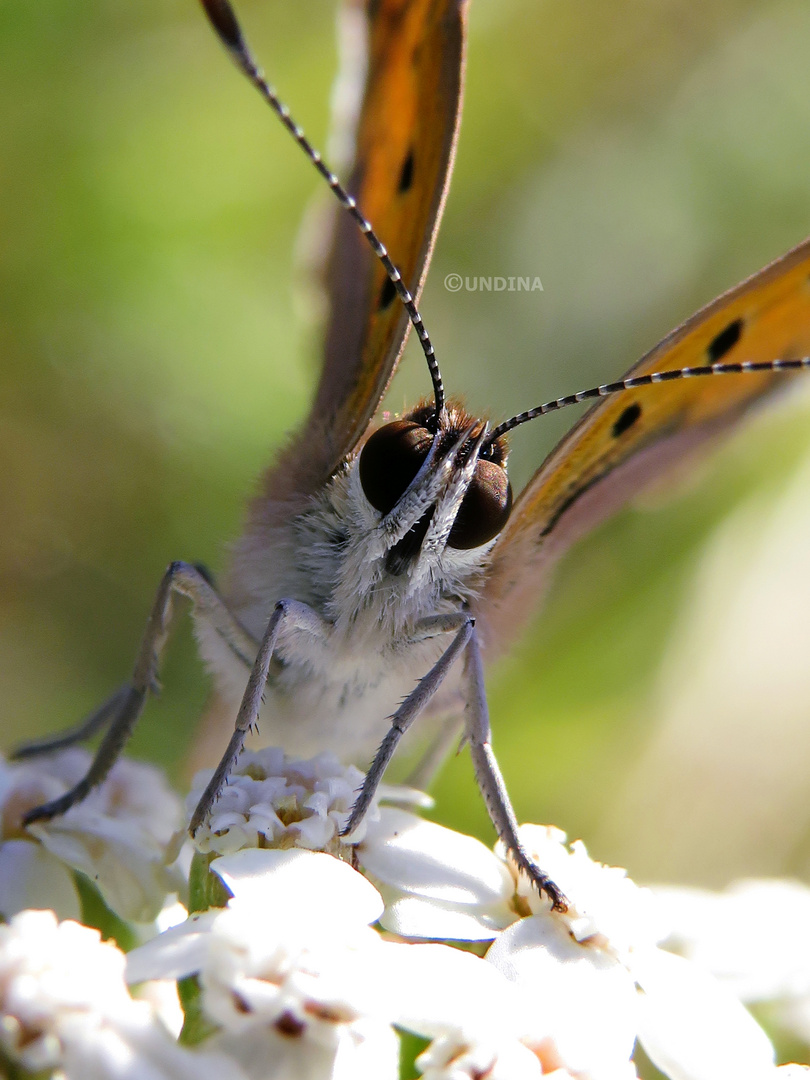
12 685 132 759
463 626 568 911
20 561 257 825
188 597 329 836
341 613 474 837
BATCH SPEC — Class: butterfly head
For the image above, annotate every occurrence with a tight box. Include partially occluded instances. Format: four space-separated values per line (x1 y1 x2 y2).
357 402 512 587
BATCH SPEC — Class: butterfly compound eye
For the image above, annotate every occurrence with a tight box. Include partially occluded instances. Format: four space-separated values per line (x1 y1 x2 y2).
447 459 512 549
359 420 433 516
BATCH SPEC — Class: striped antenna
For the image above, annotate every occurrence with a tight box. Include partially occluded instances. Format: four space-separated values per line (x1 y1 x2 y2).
485 357 810 446
199 0 446 419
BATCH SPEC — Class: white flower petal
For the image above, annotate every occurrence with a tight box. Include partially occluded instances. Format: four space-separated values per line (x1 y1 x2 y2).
633 947 775 1080
60 1011 242 1080
655 880 810 1002
208 1015 399 1080
380 941 529 1039
128 851 385 990
211 848 384 927
33 816 180 924
0 909 234 1080
377 783 434 809
1 751 182 923
126 912 219 984
380 892 512 940
155 899 189 934
417 1032 545 1080
0 839 81 920
132 979 185 1039
487 917 638 1078
332 1018 400 1080
360 808 514 907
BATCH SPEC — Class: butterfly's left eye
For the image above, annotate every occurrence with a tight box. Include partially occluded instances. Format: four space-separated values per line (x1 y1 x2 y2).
359 419 433 516
447 459 512 549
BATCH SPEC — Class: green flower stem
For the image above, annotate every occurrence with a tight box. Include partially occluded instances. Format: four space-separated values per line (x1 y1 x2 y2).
188 851 232 914
178 974 220 1046
178 850 233 1045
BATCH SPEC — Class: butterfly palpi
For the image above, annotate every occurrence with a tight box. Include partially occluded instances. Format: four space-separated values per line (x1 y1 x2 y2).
16 0 810 909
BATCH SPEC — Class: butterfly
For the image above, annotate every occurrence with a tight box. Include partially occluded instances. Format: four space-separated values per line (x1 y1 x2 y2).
14 0 810 909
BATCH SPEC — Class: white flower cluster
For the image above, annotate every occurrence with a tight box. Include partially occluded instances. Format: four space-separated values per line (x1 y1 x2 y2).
0 749 183 922
0 746 808 1080
0 909 230 1079
187 747 385 855
654 879 810 1047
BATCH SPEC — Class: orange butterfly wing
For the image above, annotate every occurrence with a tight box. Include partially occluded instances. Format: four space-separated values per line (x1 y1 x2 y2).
268 0 467 502
477 237 810 656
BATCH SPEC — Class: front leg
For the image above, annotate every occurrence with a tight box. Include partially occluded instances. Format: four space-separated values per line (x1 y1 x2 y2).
188 598 328 835
20 561 257 825
463 626 568 912
341 611 567 911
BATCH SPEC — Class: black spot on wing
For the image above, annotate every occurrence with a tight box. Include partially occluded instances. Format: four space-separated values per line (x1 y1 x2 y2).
707 318 743 362
398 149 415 193
378 276 397 310
612 401 642 438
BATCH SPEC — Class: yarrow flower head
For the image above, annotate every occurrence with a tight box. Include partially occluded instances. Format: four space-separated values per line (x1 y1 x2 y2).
0 908 232 1079
188 746 517 940
0 749 184 922
188 747 391 855
0 743 807 1080
497 824 666 960
484 826 778 1080
127 845 583 1080
127 848 401 1080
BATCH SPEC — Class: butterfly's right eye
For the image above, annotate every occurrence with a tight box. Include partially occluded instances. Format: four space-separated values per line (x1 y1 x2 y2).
359 420 433 516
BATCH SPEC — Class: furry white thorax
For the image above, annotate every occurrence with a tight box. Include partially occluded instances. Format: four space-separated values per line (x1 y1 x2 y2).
197 453 495 763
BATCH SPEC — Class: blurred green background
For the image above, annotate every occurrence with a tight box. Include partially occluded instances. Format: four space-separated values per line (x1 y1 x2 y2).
4 0 810 917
